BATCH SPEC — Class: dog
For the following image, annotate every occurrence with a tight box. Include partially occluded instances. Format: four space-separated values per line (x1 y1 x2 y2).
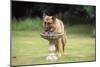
43 15 67 57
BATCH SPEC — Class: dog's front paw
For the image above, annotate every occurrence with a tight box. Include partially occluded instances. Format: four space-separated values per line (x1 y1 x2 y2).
57 53 62 57
55 52 61 57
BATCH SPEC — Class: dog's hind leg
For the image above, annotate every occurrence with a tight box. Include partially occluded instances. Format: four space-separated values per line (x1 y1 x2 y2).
62 32 67 53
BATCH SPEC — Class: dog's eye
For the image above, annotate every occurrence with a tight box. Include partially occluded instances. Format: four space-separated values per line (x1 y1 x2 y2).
44 22 46 24
48 23 51 24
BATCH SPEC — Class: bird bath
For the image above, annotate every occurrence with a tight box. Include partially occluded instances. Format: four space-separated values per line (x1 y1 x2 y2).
40 32 63 61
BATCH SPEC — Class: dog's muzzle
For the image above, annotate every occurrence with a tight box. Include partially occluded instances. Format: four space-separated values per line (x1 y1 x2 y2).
45 26 51 32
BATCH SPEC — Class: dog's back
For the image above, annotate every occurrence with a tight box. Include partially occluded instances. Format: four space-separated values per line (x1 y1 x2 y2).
54 18 67 52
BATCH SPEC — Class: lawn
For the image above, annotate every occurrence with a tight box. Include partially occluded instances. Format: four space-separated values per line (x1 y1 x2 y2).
11 24 95 66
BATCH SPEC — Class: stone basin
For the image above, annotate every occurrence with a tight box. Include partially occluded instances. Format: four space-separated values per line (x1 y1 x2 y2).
40 32 63 61
40 32 63 40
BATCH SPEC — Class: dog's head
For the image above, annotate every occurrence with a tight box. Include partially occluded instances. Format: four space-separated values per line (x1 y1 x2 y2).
43 15 56 32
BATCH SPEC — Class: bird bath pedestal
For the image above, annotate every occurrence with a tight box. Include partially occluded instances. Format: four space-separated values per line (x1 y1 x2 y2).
40 32 63 61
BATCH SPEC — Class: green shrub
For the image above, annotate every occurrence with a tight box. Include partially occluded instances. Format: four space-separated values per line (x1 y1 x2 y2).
63 12 69 24
12 17 43 31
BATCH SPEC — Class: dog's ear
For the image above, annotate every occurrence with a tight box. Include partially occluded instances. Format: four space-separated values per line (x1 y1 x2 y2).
52 16 56 22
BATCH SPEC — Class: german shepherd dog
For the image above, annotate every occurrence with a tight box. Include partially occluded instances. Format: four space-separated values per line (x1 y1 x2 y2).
43 15 67 57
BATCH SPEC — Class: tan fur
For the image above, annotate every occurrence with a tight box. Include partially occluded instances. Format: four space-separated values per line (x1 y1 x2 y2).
43 15 67 57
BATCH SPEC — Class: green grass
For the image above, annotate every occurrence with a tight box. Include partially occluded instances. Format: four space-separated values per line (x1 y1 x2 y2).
11 24 95 66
